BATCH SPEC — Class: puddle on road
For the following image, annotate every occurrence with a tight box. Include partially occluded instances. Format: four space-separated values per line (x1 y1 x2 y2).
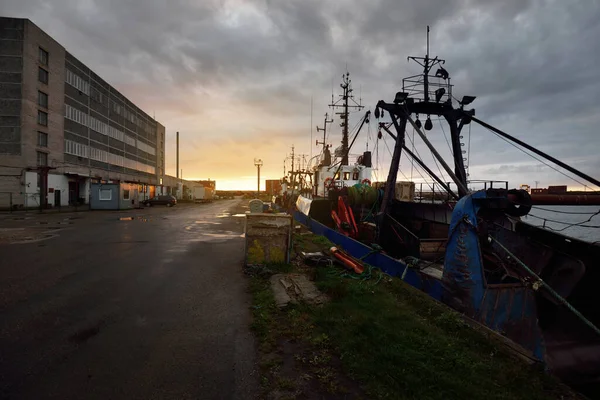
216 212 248 218
188 232 245 242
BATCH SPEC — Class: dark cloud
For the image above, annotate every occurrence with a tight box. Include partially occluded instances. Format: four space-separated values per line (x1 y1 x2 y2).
3 0 599 188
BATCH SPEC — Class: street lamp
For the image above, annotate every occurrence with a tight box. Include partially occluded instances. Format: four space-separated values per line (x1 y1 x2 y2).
254 158 263 197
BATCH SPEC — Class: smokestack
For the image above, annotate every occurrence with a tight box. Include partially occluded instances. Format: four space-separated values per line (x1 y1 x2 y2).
176 131 179 179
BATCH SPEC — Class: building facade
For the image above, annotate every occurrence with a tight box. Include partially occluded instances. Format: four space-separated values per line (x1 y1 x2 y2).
0 17 166 209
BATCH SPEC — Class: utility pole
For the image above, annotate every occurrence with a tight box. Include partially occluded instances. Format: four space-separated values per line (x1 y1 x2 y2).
176 131 179 179
535 180 539 188
329 72 363 165
38 166 53 213
254 158 263 197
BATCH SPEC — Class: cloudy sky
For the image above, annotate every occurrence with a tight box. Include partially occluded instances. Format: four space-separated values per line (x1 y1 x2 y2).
4 0 600 190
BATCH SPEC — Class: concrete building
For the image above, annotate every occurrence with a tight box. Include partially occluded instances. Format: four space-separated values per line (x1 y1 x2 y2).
0 17 166 209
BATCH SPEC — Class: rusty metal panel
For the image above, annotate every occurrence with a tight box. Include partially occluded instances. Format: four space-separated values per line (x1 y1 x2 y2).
443 190 546 361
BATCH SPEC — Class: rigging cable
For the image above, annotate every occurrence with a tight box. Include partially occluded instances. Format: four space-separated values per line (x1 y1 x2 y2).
531 205 600 215
403 128 437 192
383 137 411 182
437 118 454 155
410 127 415 181
525 210 600 231
467 122 472 181
482 125 600 192
398 102 455 196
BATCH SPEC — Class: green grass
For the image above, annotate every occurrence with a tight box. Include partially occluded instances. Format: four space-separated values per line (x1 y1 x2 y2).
312 264 578 399
248 233 578 400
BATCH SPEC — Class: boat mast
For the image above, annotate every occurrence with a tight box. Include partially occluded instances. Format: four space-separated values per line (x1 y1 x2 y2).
316 113 333 152
329 72 364 166
375 26 475 206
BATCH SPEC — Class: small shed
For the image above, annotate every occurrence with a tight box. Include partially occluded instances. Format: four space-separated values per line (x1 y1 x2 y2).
90 183 140 210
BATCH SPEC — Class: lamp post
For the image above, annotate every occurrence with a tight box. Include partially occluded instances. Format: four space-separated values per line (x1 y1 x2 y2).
254 158 263 198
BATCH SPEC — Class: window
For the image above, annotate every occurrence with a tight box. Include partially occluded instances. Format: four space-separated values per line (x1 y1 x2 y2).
64 139 89 158
37 151 47 166
99 189 112 201
123 189 130 200
38 67 48 84
39 47 48 66
124 135 136 146
90 87 103 104
64 104 89 127
38 91 48 108
352 172 359 180
65 69 89 95
343 172 350 180
38 131 48 147
37 110 48 126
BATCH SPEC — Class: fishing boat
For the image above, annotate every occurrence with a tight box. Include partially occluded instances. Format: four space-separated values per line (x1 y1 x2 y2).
293 28 600 396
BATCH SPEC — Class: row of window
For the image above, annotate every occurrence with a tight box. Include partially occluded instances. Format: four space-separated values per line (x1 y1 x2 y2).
123 107 136 124
110 99 156 138
38 48 50 161
66 69 90 95
90 146 108 163
65 77 156 139
65 139 89 158
64 140 155 174
111 99 138 126
56 51 156 141
90 86 107 106
124 134 136 147
137 141 155 156
64 105 156 156
65 104 89 126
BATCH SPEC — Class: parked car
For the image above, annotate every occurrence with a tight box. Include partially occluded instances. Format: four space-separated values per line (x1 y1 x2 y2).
144 195 177 207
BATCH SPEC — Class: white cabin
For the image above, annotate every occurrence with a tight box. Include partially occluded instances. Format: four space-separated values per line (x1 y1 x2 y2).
312 151 372 198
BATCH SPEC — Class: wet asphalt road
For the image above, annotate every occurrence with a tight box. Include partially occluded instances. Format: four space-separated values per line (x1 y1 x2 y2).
0 200 257 399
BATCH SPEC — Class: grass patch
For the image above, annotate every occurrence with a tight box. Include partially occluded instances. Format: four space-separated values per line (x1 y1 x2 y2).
248 233 578 399
313 264 580 399
292 232 334 254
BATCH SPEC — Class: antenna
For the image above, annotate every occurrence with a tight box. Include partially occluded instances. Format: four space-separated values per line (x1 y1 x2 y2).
310 96 313 160
426 25 430 57
329 71 364 165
